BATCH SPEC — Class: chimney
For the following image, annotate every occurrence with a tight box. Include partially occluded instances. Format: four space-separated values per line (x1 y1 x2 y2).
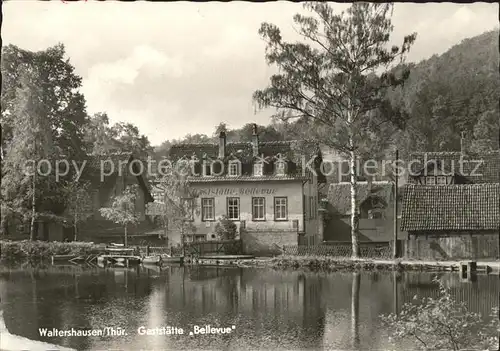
460 131 467 155
218 131 226 158
252 123 259 157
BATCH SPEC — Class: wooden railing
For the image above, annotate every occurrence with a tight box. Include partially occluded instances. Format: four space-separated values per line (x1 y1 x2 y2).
136 240 243 257
184 239 243 256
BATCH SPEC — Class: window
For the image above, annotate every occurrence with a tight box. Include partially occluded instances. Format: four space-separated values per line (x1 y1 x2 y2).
203 163 212 176
153 192 164 203
275 161 286 176
309 196 314 219
274 197 288 220
229 161 241 177
227 197 240 220
436 176 446 185
201 198 215 221
253 162 263 176
194 234 206 242
425 176 436 185
252 197 265 220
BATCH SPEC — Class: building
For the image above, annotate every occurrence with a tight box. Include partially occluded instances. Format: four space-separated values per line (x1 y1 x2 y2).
401 148 500 259
76 152 156 243
321 147 404 242
161 124 325 254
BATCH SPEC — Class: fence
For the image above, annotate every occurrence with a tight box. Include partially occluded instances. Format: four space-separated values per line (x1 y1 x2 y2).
282 241 395 259
129 240 243 257
136 245 183 256
184 239 243 256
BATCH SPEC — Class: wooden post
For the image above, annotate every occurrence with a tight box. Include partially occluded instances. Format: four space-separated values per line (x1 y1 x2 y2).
393 149 399 259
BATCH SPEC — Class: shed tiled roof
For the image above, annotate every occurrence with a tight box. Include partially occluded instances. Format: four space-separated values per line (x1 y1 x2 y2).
400 183 500 231
327 182 394 215
408 151 500 183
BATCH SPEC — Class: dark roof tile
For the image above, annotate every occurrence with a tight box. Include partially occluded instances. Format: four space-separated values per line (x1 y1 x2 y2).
408 151 500 183
400 183 500 231
327 182 394 215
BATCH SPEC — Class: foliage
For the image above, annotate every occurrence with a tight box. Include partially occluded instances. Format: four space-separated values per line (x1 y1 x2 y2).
381 276 499 351
252 2 416 257
214 215 237 241
0 240 100 264
84 113 153 157
470 110 500 152
99 185 140 227
149 161 200 239
391 29 499 156
62 179 94 240
1 43 88 159
0 65 67 238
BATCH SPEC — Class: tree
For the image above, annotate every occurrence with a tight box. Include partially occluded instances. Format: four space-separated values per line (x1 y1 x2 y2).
63 179 93 241
381 277 499 350
83 112 116 155
253 2 416 257
1 66 55 240
147 160 199 246
84 115 153 157
470 110 500 152
99 185 140 247
108 122 153 157
1 44 88 159
214 215 237 241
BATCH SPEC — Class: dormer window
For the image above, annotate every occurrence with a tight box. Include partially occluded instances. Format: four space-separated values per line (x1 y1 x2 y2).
253 162 263 176
203 162 212 177
228 160 241 177
275 161 286 176
153 192 165 203
425 176 435 185
436 176 446 185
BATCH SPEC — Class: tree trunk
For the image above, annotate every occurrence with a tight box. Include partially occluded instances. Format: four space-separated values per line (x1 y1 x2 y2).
350 147 360 258
74 202 78 241
351 271 360 349
30 172 36 241
124 225 128 247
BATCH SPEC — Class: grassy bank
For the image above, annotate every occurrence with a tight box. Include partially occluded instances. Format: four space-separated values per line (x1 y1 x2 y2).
0 240 101 264
230 256 397 271
236 255 496 273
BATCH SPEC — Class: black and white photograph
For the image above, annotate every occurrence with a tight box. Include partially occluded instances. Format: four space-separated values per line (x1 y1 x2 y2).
0 1 499 350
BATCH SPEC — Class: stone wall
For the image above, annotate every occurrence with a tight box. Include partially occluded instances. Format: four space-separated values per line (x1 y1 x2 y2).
405 231 499 260
241 229 298 256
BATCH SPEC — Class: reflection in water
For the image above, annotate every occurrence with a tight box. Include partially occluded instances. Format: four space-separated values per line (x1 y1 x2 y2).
0 266 497 351
351 271 360 349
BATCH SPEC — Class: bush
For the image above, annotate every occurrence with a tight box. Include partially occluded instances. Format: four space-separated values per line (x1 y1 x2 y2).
0 240 99 264
214 215 237 241
380 276 499 350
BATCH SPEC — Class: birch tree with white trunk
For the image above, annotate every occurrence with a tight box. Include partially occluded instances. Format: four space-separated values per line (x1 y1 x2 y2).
253 2 416 257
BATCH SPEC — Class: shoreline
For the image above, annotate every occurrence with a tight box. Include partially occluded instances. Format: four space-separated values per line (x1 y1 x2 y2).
232 256 500 274
1 240 498 274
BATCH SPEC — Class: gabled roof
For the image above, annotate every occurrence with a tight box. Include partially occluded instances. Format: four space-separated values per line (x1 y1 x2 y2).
408 151 500 183
81 152 153 203
167 139 325 182
327 182 394 215
168 140 320 163
400 183 500 231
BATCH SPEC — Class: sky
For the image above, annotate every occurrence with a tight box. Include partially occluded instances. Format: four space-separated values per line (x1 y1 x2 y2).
3 1 499 146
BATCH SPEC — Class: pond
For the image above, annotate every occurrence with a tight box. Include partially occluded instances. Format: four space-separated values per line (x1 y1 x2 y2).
0 265 498 350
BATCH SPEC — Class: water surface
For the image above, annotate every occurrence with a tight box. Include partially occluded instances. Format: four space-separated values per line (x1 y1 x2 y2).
0 265 497 350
